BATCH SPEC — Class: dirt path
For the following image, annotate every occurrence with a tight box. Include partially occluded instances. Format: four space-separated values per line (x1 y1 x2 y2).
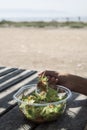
0 27 87 77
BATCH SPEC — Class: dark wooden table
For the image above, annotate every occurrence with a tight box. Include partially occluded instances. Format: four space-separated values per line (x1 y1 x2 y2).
0 67 87 130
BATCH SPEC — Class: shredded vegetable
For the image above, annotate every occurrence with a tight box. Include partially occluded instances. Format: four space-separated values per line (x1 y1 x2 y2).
19 74 66 122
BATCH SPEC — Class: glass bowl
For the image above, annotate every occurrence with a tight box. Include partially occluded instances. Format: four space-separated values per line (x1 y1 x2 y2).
13 84 72 123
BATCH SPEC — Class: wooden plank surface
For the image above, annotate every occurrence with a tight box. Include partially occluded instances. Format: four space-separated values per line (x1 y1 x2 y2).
34 93 87 130
0 90 87 130
0 71 38 116
0 70 37 92
0 106 36 130
84 124 87 130
0 67 5 70
0 69 25 84
0 68 17 77
0 69 38 130
0 67 87 130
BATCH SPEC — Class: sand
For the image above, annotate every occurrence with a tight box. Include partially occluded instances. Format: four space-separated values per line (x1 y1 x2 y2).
0 27 87 77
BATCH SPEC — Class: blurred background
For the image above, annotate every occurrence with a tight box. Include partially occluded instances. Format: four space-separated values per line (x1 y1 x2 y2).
0 0 87 77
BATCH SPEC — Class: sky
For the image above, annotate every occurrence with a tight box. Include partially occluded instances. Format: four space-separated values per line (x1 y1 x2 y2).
0 0 87 21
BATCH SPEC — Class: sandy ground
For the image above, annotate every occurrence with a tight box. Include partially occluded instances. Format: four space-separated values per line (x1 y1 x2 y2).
0 27 87 77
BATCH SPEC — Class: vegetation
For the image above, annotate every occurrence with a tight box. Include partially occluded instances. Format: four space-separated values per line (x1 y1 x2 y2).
0 20 87 28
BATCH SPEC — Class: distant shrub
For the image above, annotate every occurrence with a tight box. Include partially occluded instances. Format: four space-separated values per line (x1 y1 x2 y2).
0 20 87 28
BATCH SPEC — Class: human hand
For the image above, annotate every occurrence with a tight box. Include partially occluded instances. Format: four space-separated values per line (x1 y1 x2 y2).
39 70 73 90
39 70 87 95
39 70 59 89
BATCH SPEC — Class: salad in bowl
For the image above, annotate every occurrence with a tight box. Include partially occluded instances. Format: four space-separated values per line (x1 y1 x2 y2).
13 73 72 123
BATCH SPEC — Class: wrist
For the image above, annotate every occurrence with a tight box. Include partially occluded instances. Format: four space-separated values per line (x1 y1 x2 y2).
57 73 75 91
57 73 68 85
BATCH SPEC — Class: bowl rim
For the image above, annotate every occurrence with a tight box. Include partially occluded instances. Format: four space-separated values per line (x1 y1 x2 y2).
13 84 72 106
